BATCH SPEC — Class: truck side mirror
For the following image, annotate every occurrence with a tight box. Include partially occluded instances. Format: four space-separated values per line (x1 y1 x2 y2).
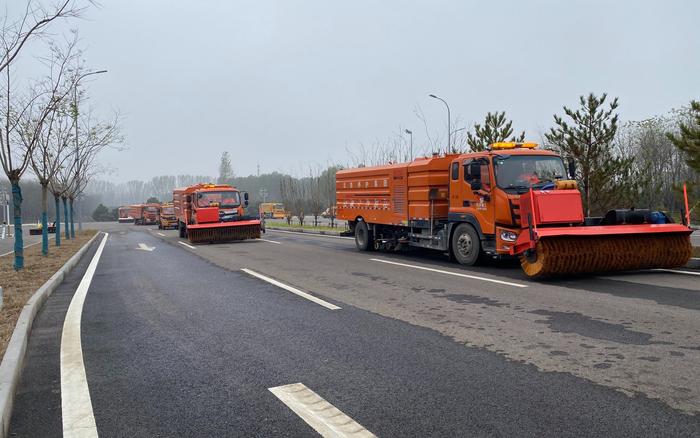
567 158 576 179
470 180 482 191
186 195 192 203
243 192 249 207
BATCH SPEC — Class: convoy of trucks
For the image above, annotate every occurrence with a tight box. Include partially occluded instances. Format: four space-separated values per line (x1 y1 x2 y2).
336 142 692 278
112 144 691 279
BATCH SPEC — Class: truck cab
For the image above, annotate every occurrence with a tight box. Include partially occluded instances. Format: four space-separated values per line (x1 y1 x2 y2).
447 143 568 260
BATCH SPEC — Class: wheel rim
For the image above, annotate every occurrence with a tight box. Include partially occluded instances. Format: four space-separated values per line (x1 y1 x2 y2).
457 232 472 257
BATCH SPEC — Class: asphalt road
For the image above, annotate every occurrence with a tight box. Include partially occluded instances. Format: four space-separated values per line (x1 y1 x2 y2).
9 223 700 436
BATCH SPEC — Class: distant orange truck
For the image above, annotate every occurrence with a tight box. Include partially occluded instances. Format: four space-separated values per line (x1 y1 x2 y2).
173 183 261 243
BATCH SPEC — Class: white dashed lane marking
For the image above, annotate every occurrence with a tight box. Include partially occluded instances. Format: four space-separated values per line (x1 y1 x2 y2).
269 383 376 437
370 258 528 288
241 268 340 310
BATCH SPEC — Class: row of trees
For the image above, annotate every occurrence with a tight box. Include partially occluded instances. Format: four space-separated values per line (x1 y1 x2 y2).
280 166 339 227
1 1 120 270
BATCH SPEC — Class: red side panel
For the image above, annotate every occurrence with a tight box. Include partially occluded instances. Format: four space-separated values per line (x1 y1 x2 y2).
520 190 584 227
187 219 261 229
196 207 219 224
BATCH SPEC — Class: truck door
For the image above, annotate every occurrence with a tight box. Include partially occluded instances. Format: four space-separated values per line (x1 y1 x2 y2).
463 158 496 235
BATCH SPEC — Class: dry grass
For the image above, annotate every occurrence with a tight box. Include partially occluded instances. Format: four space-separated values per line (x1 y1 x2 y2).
0 230 97 359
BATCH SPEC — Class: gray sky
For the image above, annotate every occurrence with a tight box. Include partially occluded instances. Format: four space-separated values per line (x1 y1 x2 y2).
27 0 700 181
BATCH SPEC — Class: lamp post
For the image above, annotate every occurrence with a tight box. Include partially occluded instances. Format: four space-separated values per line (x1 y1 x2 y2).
72 69 107 235
404 129 413 161
429 94 451 154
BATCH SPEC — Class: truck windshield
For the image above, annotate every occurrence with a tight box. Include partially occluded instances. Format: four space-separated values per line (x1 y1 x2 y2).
196 191 240 208
494 155 566 191
162 206 174 215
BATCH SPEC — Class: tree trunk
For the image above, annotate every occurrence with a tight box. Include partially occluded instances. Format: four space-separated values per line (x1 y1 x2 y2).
54 194 61 247
69 197 75 238
41 184 49 256
11 180 24 270
62 197 70 240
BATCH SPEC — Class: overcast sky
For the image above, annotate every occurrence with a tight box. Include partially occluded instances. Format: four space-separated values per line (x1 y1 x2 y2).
17 0 700 182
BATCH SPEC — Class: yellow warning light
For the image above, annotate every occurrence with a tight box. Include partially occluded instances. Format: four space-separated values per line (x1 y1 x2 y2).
490 142 538 150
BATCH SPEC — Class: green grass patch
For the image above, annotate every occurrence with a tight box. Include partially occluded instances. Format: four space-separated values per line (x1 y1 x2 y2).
265 221 347 233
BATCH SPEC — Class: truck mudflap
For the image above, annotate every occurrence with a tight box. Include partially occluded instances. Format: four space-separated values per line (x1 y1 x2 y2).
186 219 262 243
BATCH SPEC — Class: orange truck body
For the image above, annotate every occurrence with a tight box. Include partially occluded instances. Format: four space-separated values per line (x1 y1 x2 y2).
173 183 261 243
129 204 144 224
337 144 691 277
118 206 133 223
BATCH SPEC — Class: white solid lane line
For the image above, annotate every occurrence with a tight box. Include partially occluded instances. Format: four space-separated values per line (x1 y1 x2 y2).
241 268 341 310
157 232 165 236
61 232 109 438
267 228 353 240
653 268 700 276
178 241 196 249
269 383 376 438
258 238 282 245
370 258 528 288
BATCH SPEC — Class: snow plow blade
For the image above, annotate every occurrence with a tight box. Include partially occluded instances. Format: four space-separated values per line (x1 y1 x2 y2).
186 220 261 244
518 225 692 278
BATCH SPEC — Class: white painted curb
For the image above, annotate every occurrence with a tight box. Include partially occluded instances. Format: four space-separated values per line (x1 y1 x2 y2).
0 231 102 438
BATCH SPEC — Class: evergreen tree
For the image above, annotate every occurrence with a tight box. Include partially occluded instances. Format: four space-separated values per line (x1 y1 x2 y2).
545 93 636 215
218 151 234 184
466 111 525 152
667 100 700 172
146 196 160 204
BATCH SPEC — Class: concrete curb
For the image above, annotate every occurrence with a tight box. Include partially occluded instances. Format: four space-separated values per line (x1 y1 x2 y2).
0 231 101 438
266 226 346 237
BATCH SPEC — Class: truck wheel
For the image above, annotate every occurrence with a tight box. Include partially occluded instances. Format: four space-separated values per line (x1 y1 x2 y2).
355 221 373 251
178 222 186 238
451 223 481 266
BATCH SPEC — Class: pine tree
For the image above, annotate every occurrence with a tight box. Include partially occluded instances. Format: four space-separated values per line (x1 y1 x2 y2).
545 93 636 216
218 151 234 184
466 111 525 152
667 100 700 172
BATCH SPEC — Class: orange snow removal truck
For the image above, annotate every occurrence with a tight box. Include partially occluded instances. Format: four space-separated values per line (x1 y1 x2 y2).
173 183 261 244
336 142 692 278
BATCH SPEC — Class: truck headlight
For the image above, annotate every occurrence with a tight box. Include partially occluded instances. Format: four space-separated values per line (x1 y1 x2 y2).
500 231 517 242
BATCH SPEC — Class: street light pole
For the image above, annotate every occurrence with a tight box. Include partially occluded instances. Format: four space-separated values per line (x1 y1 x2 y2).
72 69 107 235
404 129 413 161
429 94 451 154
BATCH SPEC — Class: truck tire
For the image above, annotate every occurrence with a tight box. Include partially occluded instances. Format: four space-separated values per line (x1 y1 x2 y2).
355 220 373 251
178 221 186 238
451 223 481 266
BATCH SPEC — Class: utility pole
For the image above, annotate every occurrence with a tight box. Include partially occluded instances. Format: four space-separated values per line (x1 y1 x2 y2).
404 129 413 161
72 69 107 233
429 93 451 154
257 163 260 177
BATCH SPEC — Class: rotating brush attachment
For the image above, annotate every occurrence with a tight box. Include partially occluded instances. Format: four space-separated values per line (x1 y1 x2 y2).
520 233 691 278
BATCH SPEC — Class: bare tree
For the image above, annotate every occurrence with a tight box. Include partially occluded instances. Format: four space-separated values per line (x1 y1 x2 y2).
307 166 323 227
0 36 79 269
320 164 340 228
0 0 89 74
22 36 79 254
67 104 122 236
